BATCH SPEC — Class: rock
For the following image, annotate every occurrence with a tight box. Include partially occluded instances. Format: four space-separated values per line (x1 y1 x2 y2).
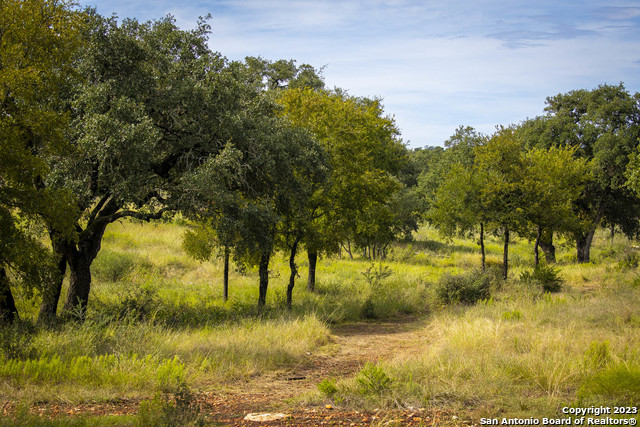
244 412 290 422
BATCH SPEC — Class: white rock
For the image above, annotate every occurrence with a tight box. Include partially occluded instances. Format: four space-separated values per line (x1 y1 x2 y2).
244 412 290 422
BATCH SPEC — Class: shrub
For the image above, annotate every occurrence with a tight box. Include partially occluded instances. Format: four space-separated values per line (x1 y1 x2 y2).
92 250 137 282
617 250 639 270
520 264 563 293
435 270 492 305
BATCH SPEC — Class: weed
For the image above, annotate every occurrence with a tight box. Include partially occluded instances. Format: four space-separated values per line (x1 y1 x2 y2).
361 263 392 287
502 310 523 321
317 378 338 396
520 264 563 293
583 341 612 372
356 363 392 394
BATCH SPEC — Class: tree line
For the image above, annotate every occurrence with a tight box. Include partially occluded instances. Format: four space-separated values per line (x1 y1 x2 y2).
2 0 640 324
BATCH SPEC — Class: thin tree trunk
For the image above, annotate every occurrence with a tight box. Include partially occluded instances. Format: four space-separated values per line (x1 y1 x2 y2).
534 225 541 267
346 240 353 260
223 246 229 302
258 250 270 308
286 239 299 309
479 222 486 271
307 250 317 292
503 228 510 280
0 268 19 324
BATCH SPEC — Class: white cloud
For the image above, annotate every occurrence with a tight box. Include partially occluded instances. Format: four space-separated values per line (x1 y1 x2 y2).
80 0 640 147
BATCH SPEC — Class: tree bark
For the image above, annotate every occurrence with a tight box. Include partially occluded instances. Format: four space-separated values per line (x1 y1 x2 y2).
258 250 271 308
479 222 486 271
307 250 317 292
534 225 541 267
223 246 229 302
286 239 299 309
576 231 596 263
38 243 67 324
539 229 556 264
62 219 111 320
503 228 510 280
0 268 19 324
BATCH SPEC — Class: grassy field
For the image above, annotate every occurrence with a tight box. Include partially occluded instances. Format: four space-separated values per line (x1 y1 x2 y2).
1 220 640 425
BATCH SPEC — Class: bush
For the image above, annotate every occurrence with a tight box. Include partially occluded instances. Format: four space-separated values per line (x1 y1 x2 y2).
520 264 563 293
92 250 138 282
435 270 492 305
617 250 639 270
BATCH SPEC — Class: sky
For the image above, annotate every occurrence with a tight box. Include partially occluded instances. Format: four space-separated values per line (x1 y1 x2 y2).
79 0 640 148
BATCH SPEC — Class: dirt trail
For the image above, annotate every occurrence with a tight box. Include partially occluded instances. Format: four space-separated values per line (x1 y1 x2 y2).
30 315 454 425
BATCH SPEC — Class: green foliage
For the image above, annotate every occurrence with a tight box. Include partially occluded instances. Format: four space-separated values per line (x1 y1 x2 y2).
0 321 36 360
181 228 216 262
617 250 639 270
434 270 493 305
519 264 564 293
356 362 392 394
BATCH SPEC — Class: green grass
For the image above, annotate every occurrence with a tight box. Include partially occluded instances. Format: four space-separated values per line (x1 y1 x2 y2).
3 221 640 424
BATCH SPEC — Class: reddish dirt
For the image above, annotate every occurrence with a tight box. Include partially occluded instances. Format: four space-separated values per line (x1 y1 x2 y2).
10 315 463 425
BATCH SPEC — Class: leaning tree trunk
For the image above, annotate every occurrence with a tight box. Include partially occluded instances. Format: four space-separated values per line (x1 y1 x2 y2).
503 228 510 280
286 239 300 309
539 228 556 264
307 250 318 292
258 250 271 308
479 222 486 271
534 225 542 267
38 243 67 324
0 268 19 324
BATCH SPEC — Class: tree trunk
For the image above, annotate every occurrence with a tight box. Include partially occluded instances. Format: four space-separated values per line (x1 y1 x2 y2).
479 222 486 271
38 246 67 324
258 250 270 308
539 229 556 264
63 253 93 319
346 240 353 260
0 268 19 324
286 239 299 309
307 250 317 292
534 225 541 267
503 228 510 280
62 220 110 320
576 225 598 263
223 246 229 302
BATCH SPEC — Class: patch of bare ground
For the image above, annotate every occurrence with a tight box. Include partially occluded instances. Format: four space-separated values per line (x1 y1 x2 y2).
18 314 451 425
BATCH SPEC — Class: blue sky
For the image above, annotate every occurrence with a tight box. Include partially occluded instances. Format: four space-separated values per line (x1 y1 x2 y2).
79 0 640 148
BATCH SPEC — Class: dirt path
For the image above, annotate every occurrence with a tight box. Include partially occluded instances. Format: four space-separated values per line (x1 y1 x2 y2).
30 315 455 425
